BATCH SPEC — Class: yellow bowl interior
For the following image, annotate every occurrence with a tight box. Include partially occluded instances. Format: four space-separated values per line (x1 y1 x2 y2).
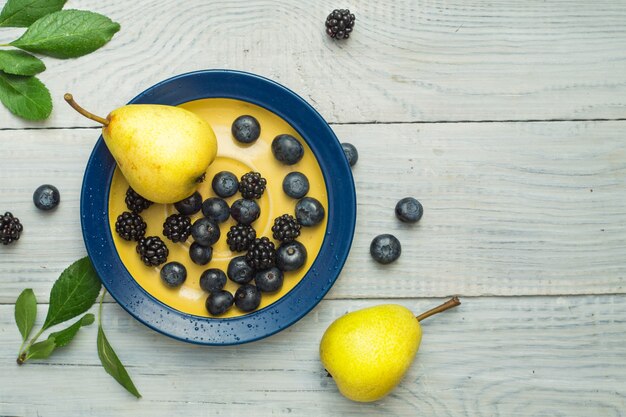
108 98 328 318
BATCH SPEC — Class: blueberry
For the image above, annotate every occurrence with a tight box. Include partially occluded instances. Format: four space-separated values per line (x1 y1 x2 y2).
227 255 255 284
206 290 234 316
341 142 358 167
202 197 230 223
174 191 202 215
199 268 227 292
395 197 423 223
191 217 220 246
234 284 262 312
33 184 60 211
189 242 213 265
370 234 401 264
276 241 307 272
212 171 239 198
160 262 187 287
272 134 304 165
282 172 309 199
230 199 260 225
295 197 325 226
254 267 284 292
231 115 261 144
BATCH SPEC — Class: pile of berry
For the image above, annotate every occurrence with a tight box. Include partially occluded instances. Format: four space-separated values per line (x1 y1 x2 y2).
114 115 326 316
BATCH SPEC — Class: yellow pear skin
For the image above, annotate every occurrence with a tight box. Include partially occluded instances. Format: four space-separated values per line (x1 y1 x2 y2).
64 94 217 204
320 305 422 402
103 105 217 203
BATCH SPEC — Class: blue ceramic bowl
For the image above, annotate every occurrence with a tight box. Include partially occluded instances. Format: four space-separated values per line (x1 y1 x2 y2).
81 70 356 345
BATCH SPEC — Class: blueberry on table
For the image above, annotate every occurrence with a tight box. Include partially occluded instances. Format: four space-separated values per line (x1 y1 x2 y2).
282 172 309 199
174 191 203 215
276 241 307 272
212 171 239 198
272 134 304 165
202 197 230 223
0 212 23 245
189 242 213 265
206 290 234 316
160 262 187 287
230 199 260 225
232 115 261 144
33 184 60 211
395 197 423 223
370 234 401 264
199 268 227 292
227 255 255 284
254 267 284 293
191 217 220 246
295 197 325 227
235 284 262 312
341 143 358 167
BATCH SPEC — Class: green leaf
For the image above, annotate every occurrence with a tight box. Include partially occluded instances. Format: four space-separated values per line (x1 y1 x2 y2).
25 337 56 360
10 10 121 59
42 257 101 331
0 0 66 28
0 71 51 120
14 289 37 342
0 50 46 76
47 313 95 348
97 326 141 398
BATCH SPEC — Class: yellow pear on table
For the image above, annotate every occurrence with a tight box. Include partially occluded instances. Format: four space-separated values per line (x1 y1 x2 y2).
319 297 460 402
64 94 217 204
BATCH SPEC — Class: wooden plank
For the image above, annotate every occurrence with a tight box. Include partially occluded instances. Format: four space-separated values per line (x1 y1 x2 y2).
0 296 625 416
1 121 625 301
0 0 625 128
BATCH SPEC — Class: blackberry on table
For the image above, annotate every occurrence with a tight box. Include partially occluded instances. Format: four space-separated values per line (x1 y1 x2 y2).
163 213 192 243
125 187 153 213
246 237 276 270
0 212 23 245
226 223 257 252
136 236 169 266
115 211 147 241
325 9 355 39
239 172 266 199
271 214 301 242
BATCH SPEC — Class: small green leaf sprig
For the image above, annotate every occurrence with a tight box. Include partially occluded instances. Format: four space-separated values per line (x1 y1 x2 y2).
15 257 141 398
0 0 120 120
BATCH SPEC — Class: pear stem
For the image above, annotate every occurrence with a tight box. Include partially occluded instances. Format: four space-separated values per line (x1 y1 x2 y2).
64 93 109 126
416 296 461 322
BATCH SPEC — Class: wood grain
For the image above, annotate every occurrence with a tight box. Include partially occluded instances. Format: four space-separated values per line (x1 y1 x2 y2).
0 0 625 128
1 296 624 416
0 121 624 302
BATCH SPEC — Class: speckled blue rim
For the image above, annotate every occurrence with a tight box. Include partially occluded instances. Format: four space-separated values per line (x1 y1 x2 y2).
81 70 356 345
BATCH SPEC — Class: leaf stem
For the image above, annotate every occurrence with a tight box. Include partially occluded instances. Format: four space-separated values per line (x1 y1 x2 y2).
98 290 106 326
17 326 46 365
416 296 461 322
64 93 109 126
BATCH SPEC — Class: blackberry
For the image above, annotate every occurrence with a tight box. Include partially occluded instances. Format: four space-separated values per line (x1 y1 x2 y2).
271 214 301 242
163 213 191 243
136 236 169 266
325 9 355 40
0 212 23 245
226 223 257 252
239 172 266 199
125 187 153 213
246 237 276 270
115 211 147 241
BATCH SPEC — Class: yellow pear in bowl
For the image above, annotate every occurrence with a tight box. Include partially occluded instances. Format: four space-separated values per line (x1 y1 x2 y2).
319 297 460 402
64 94 217 204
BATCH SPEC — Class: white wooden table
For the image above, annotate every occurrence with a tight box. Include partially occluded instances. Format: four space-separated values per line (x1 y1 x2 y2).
1 1 625 415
